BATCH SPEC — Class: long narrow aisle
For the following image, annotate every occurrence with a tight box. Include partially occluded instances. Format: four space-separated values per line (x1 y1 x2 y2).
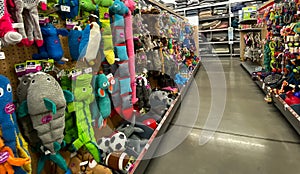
145 59 300 174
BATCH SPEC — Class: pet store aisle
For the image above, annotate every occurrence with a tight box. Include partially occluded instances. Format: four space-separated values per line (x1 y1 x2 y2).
145 59 300 174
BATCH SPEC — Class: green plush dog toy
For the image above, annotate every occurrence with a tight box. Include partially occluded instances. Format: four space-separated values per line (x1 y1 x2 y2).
67 73 101 162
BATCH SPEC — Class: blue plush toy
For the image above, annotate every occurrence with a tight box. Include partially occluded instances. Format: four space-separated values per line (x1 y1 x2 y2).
68 26 82 61
109 0 129 27
93 73 114 128
33 24 68 64
0 75 31 174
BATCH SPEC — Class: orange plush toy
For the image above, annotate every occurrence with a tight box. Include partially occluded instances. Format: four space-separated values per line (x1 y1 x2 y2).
0 137 30 174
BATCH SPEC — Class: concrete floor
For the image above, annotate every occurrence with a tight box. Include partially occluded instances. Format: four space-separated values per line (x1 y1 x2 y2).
145 59 300 174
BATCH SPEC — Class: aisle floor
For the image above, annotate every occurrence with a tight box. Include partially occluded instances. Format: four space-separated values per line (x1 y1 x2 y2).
145 59 300 174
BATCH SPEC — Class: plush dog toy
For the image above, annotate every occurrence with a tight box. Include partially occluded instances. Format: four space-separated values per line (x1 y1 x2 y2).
32 23 68 64
99 0 115 64
17 72 72 174
67 73 101 162
9 0 45 46
0 136 31 174
0 0 22 45
78 22 101 65
0 75 31 174
67 149 112 174
16 74 42 151
68 26 82 61
124 0 137 104
93 73 114 128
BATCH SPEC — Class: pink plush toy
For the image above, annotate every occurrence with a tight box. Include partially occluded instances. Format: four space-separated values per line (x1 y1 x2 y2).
0 0 22 45
124 0 137 104
9 0 44 47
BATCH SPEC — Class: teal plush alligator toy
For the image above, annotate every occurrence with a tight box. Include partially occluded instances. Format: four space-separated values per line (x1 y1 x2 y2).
17 72 73 174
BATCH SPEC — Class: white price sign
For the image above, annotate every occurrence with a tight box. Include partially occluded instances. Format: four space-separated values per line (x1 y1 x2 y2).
0 52 5 60
61 5 70 12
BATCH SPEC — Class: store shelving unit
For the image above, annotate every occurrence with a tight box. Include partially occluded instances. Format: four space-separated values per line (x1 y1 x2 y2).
127 1 202 173
241 61 300 135
130 62 201 174
174 0 266 58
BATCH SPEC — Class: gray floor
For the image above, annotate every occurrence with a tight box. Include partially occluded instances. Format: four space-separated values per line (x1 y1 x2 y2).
145 59 300 174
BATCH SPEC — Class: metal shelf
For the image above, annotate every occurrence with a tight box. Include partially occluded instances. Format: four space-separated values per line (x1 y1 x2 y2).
199 15 229 22
199 41 229 45
174 1 229 12
199 28 228 33
148 0 185 19
239 19 257 24
240 61 300 135
201 53 231 57
237 28 263 32
130 62 201 174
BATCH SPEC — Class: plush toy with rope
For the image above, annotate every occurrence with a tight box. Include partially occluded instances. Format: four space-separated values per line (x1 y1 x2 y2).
0 75 31 174
0 136 31 174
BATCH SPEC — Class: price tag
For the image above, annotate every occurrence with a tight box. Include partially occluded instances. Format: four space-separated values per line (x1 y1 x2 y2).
61 5 70 12
284 104 289 111
228 27 234 40
262 83 265 89
83 67 92 74
0 52 5 60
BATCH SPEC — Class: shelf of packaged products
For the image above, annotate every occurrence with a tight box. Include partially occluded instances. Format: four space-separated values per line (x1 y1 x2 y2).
199 28 228 33
237 28 263 32
199 15 229 22
148 0 185 19
240 61 300 135
174 1 229 12
130 62 201 174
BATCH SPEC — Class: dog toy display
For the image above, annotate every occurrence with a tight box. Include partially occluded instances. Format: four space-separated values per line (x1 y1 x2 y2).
0 75 31 174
